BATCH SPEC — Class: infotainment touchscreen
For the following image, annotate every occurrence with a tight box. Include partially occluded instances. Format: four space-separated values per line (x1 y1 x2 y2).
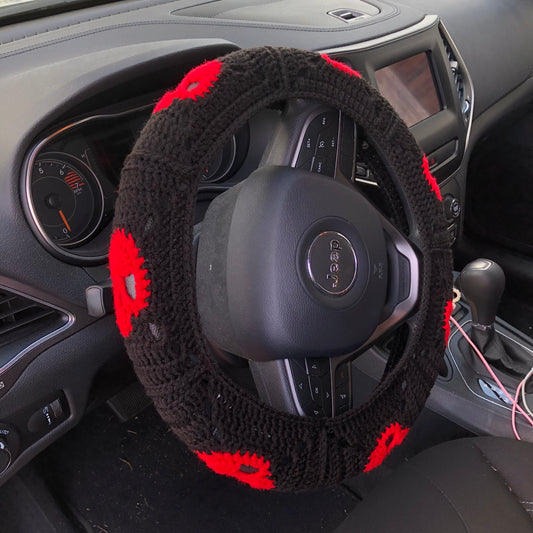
375 52 441 127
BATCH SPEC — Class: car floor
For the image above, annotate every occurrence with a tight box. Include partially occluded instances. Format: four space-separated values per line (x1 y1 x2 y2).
3 403 359 533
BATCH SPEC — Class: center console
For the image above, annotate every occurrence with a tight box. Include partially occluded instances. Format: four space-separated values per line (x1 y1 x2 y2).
354 260 533 442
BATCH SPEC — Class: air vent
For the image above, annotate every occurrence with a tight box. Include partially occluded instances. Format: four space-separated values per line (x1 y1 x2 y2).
0 289 66 349
328 9 365 22
442 35 471 123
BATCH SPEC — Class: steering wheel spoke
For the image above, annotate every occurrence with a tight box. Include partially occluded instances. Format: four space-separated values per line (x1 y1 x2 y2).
250 354 352 418
262 100 357 184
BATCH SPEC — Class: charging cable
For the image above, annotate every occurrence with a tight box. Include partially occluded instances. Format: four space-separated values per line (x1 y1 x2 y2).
449 290 533 440
521 368 533 418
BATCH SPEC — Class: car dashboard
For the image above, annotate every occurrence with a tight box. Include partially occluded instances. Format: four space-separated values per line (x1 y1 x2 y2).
0 0 532 486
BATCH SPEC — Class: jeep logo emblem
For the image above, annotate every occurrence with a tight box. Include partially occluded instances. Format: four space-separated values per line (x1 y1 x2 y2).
306 231 357 296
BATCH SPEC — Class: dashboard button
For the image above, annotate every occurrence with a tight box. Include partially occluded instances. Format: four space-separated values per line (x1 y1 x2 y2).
27 398 65 433
448 223 458 245
443 195 461 221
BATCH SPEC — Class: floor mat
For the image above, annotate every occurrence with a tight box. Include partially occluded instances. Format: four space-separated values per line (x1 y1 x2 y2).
35 405 357 533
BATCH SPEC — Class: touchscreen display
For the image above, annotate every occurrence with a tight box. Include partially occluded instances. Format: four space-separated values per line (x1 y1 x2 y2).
375 53 441 127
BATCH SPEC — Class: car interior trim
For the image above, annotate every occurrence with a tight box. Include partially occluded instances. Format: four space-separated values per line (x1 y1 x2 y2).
448 320 533 414
438 21 474 152
0 285 75 377
22 104 153 263
320 13 438 55
0 0 532 523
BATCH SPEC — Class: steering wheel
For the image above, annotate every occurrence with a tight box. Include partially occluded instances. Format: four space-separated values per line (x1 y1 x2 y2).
109 47 453 492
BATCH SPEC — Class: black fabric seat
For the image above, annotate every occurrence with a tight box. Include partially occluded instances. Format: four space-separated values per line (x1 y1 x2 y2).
336 437 533 532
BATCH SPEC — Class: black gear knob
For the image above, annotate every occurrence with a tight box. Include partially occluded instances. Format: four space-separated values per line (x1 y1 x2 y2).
459 259 505 327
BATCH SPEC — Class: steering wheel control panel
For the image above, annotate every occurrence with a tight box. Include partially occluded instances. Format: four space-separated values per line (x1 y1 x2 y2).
293 110 356 181
287 358 352 417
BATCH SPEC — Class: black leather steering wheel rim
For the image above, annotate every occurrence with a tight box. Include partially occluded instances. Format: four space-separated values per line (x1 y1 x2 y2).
110 47 453 491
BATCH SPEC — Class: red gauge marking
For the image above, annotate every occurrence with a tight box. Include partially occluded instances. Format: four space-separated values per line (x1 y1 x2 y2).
64 170 83 190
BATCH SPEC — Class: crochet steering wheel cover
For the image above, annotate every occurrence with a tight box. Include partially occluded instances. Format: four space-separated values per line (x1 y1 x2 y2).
110 47 453 492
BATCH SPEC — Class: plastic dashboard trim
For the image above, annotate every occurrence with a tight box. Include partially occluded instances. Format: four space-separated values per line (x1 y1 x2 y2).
22 104 153 265
324 15 474 190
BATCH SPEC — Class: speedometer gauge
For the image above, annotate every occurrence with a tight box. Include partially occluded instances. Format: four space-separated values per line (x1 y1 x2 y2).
29 154 104 247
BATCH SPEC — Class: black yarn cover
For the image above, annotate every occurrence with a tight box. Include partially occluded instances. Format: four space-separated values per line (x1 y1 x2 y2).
112 47 453 491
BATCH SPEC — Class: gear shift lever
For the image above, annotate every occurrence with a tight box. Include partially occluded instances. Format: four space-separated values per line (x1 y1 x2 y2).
459 258 531 377
459 259 505 327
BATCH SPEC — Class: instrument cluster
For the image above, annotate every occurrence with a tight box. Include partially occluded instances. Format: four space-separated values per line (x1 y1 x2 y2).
24 105 247 264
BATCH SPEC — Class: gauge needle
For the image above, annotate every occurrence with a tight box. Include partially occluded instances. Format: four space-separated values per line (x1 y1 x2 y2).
58 209 71 232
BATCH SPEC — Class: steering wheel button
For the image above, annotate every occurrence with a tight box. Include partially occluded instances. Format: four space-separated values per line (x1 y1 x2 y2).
306 358 328 376
312 155 336 177
334 364 349 389
328 133 338 151
310 406 325 418
309 375 323 402
311 110 339 131
336 389 348 402
335 389 349 412
316 137 327 154
311 156 328 175
299 134 318 158
316 130 337 154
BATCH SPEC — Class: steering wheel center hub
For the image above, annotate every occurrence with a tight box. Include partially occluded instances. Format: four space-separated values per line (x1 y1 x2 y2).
197 165 389 360
306 231 357 296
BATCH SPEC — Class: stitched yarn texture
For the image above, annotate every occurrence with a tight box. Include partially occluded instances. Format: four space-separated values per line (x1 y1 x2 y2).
111 47 453 491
